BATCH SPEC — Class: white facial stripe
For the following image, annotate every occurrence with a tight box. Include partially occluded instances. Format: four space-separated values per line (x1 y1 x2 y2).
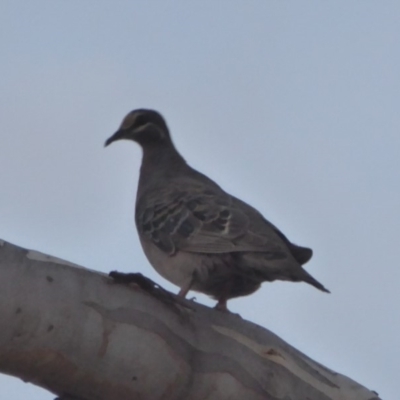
118 111 166 139
135 122 151 133
135 123 166 139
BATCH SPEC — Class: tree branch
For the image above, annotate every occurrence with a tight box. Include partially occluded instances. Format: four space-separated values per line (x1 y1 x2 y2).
0 239 380 400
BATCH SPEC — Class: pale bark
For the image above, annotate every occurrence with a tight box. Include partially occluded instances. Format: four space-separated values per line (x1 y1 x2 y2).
0 239 380 400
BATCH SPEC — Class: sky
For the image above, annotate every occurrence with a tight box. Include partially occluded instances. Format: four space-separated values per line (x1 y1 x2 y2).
0 1 399 399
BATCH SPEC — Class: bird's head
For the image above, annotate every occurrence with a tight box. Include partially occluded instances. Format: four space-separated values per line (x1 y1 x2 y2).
105 109 171 148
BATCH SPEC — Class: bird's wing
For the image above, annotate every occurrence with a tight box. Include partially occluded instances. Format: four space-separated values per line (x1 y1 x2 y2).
136 186 288 258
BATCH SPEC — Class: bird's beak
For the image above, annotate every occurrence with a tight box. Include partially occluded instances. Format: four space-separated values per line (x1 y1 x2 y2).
104 130 126 147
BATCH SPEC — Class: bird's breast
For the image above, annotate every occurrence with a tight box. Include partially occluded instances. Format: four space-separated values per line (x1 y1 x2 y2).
138 236 205 288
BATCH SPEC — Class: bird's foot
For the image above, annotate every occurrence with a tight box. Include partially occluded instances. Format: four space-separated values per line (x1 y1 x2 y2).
214 301 242 318
109 271 196 313
178 286 191 298
214 299 230 312
55 395 86 400
109 271 157 292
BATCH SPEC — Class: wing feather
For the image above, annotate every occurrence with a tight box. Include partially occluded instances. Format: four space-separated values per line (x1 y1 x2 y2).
136 185 288 259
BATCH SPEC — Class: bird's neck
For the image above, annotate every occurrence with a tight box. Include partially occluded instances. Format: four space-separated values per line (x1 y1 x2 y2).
138 144 187 190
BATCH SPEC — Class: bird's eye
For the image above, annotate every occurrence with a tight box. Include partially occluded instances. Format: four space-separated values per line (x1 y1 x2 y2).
120 113 148 130
133 114 148 129
120 110 167 142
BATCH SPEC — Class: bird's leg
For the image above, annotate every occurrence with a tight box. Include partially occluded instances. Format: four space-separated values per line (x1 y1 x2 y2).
178 282 192 298
213 280 233 312
214 298 229 312
177 274 196 298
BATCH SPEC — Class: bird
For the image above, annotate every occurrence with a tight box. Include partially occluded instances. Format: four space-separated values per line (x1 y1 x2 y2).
105 109 329 311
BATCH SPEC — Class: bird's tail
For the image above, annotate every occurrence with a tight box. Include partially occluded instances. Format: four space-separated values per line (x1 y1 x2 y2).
301 270 330 293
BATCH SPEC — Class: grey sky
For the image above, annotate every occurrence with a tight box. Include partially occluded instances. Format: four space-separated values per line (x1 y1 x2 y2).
0 1 398 398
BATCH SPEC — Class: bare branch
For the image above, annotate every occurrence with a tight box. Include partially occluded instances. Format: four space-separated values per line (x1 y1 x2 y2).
0 240 380 400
